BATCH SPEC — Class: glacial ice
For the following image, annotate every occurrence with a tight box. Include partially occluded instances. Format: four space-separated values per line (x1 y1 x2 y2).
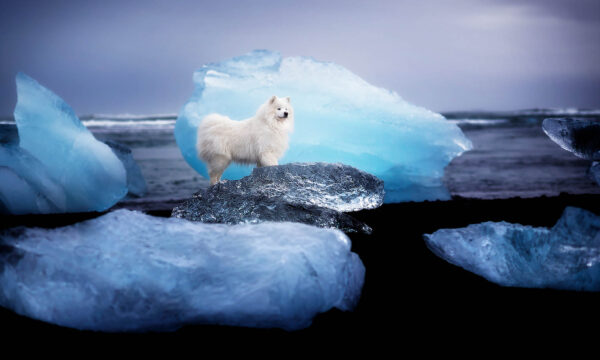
542 118 600 160
175 50 472 202
172 163 382 233
424 207 600 291
0 145 66 214
0 209 365 332
104 140 147 197
0 73 128 213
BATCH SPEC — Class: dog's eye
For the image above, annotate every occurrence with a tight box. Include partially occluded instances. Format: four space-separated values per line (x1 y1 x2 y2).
277 108 281 110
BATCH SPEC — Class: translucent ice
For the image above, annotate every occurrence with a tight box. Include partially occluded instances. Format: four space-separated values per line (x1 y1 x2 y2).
175 50 472 202
0 145 66 214
542 118 600 160
1 73 128 213
0 210 365 332
104 140 147 197
172 163 381 233
424 207 600 291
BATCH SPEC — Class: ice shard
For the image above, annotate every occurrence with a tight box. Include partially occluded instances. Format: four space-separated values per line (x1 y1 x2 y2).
0 145 66 214
175 50 472 202
104 140 147 197
172 163 382 233
542 118 600 160
0 210 365 332
424 207 600 291
589 162 600 186
0 73 128 214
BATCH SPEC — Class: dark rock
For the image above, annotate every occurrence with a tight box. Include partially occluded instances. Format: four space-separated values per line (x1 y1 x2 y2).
172 163 384 234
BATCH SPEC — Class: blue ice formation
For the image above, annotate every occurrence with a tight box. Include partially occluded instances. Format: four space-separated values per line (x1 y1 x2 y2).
424 207 600 291
104 140 147 197
175 50 472 202
0 145 66 214
0 73 127 214
0 210 365 332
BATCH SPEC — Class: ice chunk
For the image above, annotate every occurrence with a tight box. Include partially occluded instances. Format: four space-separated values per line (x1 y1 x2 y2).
104 140 147 197
0 209 365 332
542 118 600 160
0 145 66 214
589 162 600 186
2 73 127 213
424 207 600 291
172 163 382 233
175 50 472 202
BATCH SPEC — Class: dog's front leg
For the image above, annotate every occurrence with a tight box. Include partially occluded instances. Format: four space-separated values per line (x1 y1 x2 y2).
258 153 278 167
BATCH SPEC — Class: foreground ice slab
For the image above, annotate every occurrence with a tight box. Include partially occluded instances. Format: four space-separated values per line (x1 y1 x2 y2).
542 118 600 160
424 207 600 291
175 50 472 202
0 210 365 332
172 163 382 233
0 73 128 213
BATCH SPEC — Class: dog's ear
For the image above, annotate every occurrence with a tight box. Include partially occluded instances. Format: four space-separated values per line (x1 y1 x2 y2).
285 97 291 103
269 95 277 105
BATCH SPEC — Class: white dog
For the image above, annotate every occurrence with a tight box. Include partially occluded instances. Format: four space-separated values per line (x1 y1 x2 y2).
196 95 294 184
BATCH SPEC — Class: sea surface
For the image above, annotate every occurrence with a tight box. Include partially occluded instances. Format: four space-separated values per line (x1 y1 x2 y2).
1 108 599 211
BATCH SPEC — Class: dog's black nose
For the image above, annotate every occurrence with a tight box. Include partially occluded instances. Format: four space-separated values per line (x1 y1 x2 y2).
284 112 288 117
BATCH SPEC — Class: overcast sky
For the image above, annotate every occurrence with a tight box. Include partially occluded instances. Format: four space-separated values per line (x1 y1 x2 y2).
0 0 599 115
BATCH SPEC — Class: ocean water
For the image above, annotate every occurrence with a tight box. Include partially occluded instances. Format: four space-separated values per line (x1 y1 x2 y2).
1 109 599 211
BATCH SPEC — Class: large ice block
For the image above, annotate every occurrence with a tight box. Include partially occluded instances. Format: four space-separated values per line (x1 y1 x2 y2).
175 50 472 202
0 209 365 331
1 73 128 213
424 207 600 291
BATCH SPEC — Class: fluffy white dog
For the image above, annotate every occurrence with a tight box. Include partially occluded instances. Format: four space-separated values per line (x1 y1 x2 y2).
196 96 294 184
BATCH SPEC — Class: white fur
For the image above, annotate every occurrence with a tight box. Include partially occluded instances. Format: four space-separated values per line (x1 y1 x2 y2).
196 96 294 184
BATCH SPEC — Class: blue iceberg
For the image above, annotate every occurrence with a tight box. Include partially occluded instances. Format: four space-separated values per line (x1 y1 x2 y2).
0 73 128 214
424 207 600 291
175 50 472 202
0 209 365 331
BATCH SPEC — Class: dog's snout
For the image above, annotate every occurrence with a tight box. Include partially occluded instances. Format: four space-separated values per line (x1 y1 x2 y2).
284 112 288 117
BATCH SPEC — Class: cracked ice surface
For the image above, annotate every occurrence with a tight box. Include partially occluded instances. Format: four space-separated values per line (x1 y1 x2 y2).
175 50 472 202
424 207 600 291
0 209 365 331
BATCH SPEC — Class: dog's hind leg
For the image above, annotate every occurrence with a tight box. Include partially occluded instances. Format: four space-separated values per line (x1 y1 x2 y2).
208 155 231 185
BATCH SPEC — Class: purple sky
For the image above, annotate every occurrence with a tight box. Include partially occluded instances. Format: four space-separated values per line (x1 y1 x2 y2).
1 0 599 115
